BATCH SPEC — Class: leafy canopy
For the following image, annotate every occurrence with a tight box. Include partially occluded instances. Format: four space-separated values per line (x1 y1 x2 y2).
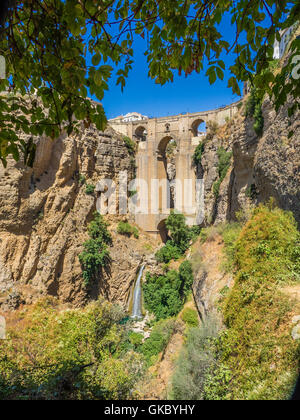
0 298 143 400
143 260 194 320
79 212 112 287
0 0 299 165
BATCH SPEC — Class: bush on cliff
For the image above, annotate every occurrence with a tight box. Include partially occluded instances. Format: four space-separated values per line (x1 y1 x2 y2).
218 203 300 399
181 308 199 328
155 212 199 263
123 136 136 155
143 261 194 320
117 221 139 239
155 241 182 263
213 147 232 198
171 316 230 400
0 298 143 400
140 318 177 366
79 212 112 287
245 88 264 137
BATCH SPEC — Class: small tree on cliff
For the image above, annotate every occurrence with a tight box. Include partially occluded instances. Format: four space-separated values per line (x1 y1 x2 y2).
79 212 112 288
166 211 192 253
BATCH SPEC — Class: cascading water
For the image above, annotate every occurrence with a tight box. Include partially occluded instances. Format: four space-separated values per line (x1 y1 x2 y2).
131 264 145 319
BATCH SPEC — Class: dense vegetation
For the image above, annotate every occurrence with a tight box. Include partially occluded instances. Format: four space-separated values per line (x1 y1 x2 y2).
143 261 193 321
79 212 112 287
139 319 178 367
172 203 300 400
193 141 206 167
213 147 232 198
0 299 143 400
245 88 264 137
155 211 200 263
85 184 95 195
123 136 136 156
181 308 199 328
171 316 230 400
117 221 139 239
219 203 300 399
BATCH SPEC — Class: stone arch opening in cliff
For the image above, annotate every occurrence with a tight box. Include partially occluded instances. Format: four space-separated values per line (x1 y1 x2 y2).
135 126 147 141
157 136 178 211
191 119 206 137
157 219 169 243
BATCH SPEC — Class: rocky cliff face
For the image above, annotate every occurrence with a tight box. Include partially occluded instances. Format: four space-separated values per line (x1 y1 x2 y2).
198 98 300 227
0 125 157 311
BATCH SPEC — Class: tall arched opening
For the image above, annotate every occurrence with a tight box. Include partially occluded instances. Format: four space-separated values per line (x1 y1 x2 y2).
157 219 169 243
157 136 178 212
135 126 147 141
191 119 206 137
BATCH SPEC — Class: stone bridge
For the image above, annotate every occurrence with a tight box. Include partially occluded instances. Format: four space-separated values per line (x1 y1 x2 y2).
109 101 242 241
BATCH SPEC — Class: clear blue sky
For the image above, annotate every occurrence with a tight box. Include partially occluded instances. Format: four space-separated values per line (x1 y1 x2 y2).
90 13 249 119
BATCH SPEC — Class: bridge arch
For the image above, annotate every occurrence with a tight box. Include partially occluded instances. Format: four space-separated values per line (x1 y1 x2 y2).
157 219 169 243
135 125 147 141
191 118 206 137
156 135 178 211
157 134 179 155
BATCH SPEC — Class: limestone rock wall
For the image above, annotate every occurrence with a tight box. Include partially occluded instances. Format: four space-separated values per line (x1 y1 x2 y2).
198 99 300 227
0 125 156 310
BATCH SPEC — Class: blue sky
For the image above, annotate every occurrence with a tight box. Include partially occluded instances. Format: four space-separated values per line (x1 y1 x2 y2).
102 38 243 120
100 14 243 119
89 9 266 119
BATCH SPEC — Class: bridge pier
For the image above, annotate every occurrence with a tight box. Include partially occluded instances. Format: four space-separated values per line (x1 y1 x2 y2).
109 101 242 240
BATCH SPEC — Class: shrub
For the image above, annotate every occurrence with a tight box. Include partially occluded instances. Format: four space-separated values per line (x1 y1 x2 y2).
128 189 137 198
213 147 232 198
220 203 300 399
79 174 86 185
0 299 143 400
245 88 264 137
140 319 177 366
85 184 95 195
179 260 194 298
171 316 230 400
79 212 112 287
123 136 136 155
189 225 202 239
155 212 198 263
155 241 181 263
182 308 199 327
117 221 139 239
220 222 243 273
143 261 194 320
166 211 192 253
128 332 144 350
193 141 205 166
253 102 264 137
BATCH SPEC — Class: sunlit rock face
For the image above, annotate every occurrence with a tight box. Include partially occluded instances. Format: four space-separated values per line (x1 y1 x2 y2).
198 98 299 227
0 125 156 310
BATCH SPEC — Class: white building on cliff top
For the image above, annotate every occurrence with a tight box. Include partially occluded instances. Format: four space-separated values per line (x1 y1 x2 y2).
109 112 148 123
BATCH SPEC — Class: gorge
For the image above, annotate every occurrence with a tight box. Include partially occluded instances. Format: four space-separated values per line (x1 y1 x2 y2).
0 77 299 401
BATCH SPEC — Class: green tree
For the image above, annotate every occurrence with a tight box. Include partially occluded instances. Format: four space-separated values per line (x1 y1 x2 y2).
166 211 191 253
0 298 144 400
79 212 112 287
143 261 194 320
0 1 298 165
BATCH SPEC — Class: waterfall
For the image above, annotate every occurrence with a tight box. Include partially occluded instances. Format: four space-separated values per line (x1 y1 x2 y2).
131 264 145 319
